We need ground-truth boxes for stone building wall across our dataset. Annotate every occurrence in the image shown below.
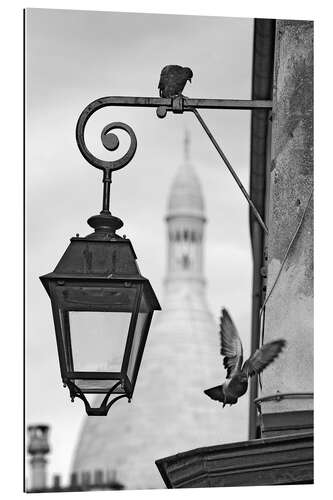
[260,20,313,415]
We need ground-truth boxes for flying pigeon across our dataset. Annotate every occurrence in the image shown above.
[158,65,193,98]
[204,308,286,407]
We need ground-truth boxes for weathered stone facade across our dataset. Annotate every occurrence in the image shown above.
[156,19,314,488]
[260,20,313,415]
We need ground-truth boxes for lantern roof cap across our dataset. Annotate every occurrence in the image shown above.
[40,236,160,310]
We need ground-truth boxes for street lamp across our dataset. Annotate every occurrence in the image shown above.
[40,122,161,416]
[40,93,272,416]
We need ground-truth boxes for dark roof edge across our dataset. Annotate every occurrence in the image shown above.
[155,431,313,488]
[248,19,276,439]
[249,18,276,241]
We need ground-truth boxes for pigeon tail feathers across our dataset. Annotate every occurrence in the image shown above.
[204,385,225,403]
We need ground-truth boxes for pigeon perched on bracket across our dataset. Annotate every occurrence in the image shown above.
[204,308,286,407]
[158,65,193,98]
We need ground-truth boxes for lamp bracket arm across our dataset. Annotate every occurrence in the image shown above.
[76,95,272,231]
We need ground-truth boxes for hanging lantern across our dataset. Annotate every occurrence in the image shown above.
[40,120,161,415]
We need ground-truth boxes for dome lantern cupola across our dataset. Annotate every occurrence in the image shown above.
[165,132,206,285]
[166,131,205,220]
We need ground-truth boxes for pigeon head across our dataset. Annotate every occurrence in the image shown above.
[183,67,193,83]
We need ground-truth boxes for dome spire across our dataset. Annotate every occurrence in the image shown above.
[184,129,190,162]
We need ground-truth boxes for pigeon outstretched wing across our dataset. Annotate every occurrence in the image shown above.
[242,339,286,377]
[219,308,243,378]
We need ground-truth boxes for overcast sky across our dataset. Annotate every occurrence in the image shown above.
[25,8,253,484]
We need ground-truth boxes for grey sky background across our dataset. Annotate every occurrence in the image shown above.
[25,8,253,483]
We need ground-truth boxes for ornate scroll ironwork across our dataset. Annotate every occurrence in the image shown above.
[76,119,137,173]
[76,107,137,216]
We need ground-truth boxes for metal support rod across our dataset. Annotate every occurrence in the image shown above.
[102,170,112,214]
[102,181,111,213]
[191,108,268,234]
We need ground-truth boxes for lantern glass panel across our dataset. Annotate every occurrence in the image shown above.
[52,282,142,393]
[127,291,152,383]
[69,311,132,372]
[73,377,124,394]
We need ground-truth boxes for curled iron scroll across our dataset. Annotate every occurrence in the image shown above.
[76,99,137,173]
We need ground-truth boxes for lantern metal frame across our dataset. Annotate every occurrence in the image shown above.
[41,270,158,415]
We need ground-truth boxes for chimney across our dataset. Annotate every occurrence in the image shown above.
[27,424,50,491]
[94,469,104,486]
[81,470,91,488]
[70,472,79,489]
[52,474,61,490]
